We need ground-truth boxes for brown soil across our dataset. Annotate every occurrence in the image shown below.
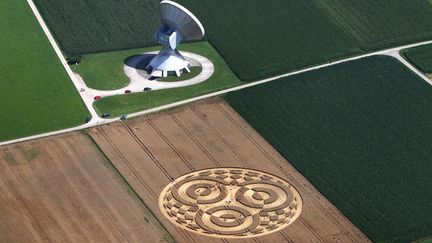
[158,168,303,238]
[89,99,370,243]
[0,132,172,243]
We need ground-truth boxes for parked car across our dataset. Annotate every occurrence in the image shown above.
[124,90,131,94]
[143,87,152,92]
[94,95,102,100]
[101,113,110,118]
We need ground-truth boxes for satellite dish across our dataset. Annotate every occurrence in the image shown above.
[146,0,205,78]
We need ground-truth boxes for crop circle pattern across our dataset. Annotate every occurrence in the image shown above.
[159,168,302,238]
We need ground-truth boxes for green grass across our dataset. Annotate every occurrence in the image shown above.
[33,0,160,56]
[0,0,89,142]
[226,56,432,242]
[73,49,203,90]
[314,0,432,51]
[93,42,243,117]
[73,46,158,90]
[418,237,432,243]
[402,43,432,74]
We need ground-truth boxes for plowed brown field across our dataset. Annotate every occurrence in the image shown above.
[0,132,171,243]
[89,99,370,243]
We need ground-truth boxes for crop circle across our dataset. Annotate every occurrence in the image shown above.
[159,168,302,238]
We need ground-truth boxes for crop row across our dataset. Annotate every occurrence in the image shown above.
[226,56,432,242]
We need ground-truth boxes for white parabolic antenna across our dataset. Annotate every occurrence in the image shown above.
[146,0,205,77]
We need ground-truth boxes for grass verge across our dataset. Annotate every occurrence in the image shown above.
[92,42,243,117]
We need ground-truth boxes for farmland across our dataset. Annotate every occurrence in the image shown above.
[179,0,432,81]
[88,99,369,242]
[0,0,89,142]
[226,56,432,242]
[92,42,243,117]
[179,0,361,81]
[402,43,432,74]
[0,132,172,242]
[35,0,432,81]
[315,0,432,51]
[33,0,160,57]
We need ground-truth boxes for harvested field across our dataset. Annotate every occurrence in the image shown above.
[0,132,171,243]
[89,99,370,242]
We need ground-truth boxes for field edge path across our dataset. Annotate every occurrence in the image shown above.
[1,1,432,147]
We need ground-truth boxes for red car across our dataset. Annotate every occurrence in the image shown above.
[124,90,131,94]
[94,95,102,100]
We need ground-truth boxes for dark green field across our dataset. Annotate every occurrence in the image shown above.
[34,0,160,56]
[180,0,432,81]
[36,0,432,81]
[226,56,432,242]
[0,0,89,142]
[179,0,361,81]
[315,0,432,50]
[403,43,432,74]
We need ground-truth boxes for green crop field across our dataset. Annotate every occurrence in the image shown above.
[179,0,361,81]
[226,56,432,242]
[0,0,89,142]
[36,0,432,81]
[33,0,160,57]
[315,0,432,51]
[179,0,432,81]
[92,42,243,117]
[403,43,432,74]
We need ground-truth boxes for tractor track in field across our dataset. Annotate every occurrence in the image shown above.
[87,100,370,242]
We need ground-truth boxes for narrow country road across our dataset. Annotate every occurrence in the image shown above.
[2,0,431,147]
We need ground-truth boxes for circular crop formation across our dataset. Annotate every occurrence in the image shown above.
[159,168,302,238]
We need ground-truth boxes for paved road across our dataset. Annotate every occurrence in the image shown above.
[80,51,214,97]
[3,0,432,147]
[27,0,100,121]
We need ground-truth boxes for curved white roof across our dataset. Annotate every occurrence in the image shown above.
[160,0,205,41]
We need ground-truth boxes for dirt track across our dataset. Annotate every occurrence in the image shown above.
[0,132,171,243]
[89,99,370,243]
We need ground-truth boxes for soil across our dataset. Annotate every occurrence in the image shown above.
[88,99,370,243]
[0,132,171,243]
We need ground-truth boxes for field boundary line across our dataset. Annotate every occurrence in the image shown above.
[26,0,100,120]
[170,113,222,168]
[215,102,368,242]
[85,131,177,243]
[193,104,318,243]
[3,4,432,147]
[385,50,432,86]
